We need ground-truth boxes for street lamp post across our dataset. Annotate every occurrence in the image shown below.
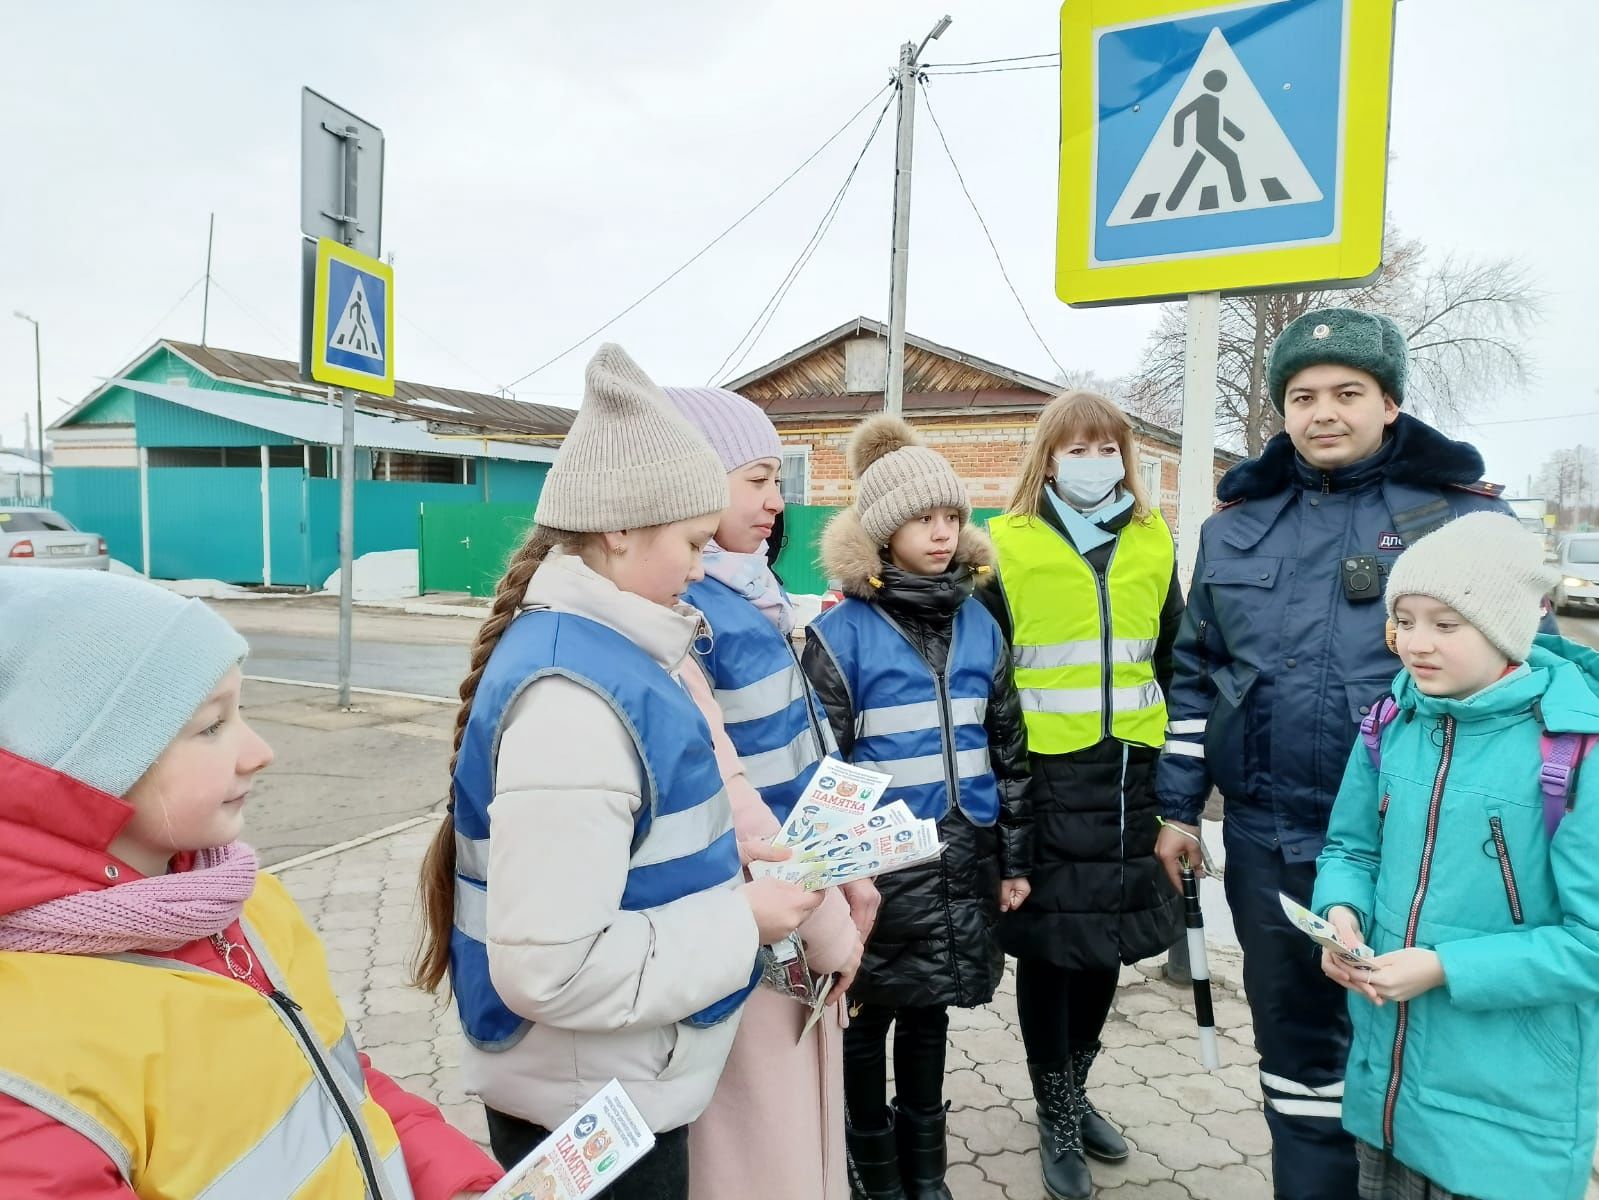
[13,312,44,499]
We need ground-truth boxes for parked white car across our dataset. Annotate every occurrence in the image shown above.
[0,508,109,570]
[1554,533,1599,615]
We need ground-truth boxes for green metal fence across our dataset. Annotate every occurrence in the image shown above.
[417,503,1009,598]
[418,502,539,596]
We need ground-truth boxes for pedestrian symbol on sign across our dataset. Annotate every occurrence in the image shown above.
[1108,27,1321,227]
[331,276,382,363]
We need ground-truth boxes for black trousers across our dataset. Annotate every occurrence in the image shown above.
[1224,821,1358,1200]
[843,1002,950,1128]
[1013,957,1121,1064]
[485,1106,691,1200]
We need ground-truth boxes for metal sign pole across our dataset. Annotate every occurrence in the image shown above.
[337,385,355,708]
[1176,291,1221,589]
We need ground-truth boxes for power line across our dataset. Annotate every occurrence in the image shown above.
[1465,409,1599,427]
[923,52,1058,68]
[398,312,501,392]
[207,277,296,353]
[709,91,897,385]
[918,82,1067,378]
[111,276,207,368]
[924,62,1059,77]
[500,80,894,392]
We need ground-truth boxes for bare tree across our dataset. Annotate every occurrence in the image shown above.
[1125,228,1541,457]
[1053,367,1130,402]
[1537,445,1598,530]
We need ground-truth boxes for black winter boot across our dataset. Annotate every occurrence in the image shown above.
[1070,1044,1129,1163]
[892,1100,953,1200]
[847,1110,908,1200]
[1028,1061,1094,1200]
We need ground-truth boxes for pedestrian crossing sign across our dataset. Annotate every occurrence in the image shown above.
[1056,0,1395,307]
[310,237,395,395]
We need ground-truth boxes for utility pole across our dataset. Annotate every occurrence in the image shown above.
[201,212,215,346]
[883,14,952,416]
[13,311,43,498]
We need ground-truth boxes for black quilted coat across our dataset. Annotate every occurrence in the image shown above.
[800,517,1032,1009]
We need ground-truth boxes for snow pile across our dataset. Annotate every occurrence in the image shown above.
[321,549,420,601]
[154,578,268,600]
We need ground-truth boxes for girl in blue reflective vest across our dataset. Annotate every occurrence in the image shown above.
[801,415,1033,1200]
[664,385,868,1200]
[414,345,822,1200]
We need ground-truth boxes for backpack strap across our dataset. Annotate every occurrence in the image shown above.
[1539,732,1597,839]
[1360,695,1402,773]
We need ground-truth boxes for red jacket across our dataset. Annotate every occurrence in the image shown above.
[0,749,502,1199]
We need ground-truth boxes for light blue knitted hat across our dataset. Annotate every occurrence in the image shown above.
[0,571,248,796]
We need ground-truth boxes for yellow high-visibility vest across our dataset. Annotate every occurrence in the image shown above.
[988,509,1172,754]
[0,873,415,1199]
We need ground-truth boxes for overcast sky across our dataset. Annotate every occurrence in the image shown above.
[3,0,1595,493]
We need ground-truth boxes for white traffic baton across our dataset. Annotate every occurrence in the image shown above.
[1180,859,1221,1071]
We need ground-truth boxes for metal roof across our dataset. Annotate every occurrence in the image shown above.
[0,450,49,476]
[161,341,575,437]
[109,379,558,463]
[722,317,1064,397]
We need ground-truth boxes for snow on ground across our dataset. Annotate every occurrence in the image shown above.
[321,549,420,601]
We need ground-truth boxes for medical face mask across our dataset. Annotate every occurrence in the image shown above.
[1052,454,1126,509]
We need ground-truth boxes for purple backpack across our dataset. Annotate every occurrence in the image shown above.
[1360,696,1595,839]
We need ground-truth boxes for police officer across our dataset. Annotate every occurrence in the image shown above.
[1152,308,1548,1200]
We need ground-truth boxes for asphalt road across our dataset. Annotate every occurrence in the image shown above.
[212,598,476,700]
[219,600,1599,699]
[244,632,469,700]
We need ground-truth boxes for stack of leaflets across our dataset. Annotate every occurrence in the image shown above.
[748,759,944,1036]
[484,1080,654,1200]
[754,758,945,893]
[1279,893,1375,969]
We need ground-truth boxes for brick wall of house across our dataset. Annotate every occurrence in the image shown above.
[778,417,1230,535]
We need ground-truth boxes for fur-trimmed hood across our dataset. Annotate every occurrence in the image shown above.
[1217,412,1487,503]
[820,508,995,599]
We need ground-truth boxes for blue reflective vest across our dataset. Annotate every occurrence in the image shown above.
[449,609,758,1049]
[685,577,836,824]
[808,597,1001,825]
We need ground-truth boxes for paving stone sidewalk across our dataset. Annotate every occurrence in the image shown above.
[278,817,1598,1199]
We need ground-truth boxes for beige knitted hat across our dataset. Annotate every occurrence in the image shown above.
[849,415,969,545]
[534,343,729,532]
[1385,512,1559,662]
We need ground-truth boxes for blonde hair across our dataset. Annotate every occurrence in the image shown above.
[1008,391,1154,521]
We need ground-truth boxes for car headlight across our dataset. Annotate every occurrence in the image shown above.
[1566,576,1595,588]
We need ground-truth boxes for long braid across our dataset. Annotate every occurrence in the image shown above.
[413,525,576,991]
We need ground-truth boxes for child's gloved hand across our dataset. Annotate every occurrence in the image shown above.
[998,877,1031,912]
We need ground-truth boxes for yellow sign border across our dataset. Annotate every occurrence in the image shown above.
[310,238,396,396]
[1056,0,1395,307]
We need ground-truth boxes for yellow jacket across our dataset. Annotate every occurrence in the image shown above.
[0,873,416,1199]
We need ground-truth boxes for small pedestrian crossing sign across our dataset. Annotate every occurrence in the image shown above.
[1056,0,1395,307]
[309,238,395,395]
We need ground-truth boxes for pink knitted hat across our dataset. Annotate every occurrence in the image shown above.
[662,386,784,473]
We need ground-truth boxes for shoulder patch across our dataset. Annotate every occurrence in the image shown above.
[1446,479,1505,498]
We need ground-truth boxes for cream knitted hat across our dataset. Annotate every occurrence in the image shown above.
[849,415,969,545]
[1384,512,1559,662]
[534,344,729,532]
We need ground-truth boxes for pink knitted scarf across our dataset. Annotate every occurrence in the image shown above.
[0,842,259,955]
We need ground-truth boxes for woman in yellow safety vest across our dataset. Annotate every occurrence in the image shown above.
[979,391,1185,1200]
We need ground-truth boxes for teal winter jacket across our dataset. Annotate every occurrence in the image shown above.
[1314,636,1599,1200]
